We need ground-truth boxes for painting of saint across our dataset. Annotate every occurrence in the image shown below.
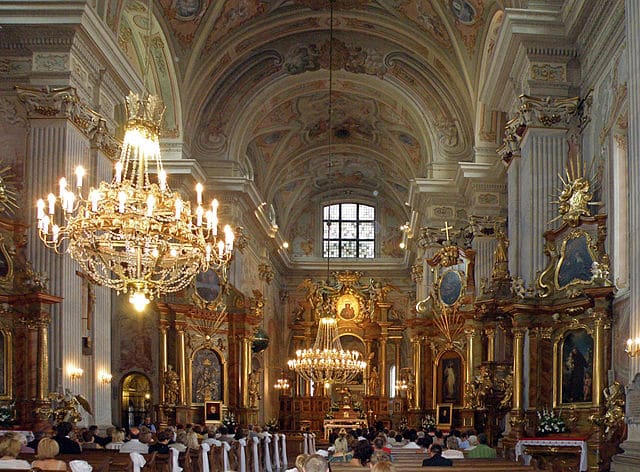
[557,234,594,288]
[192,349,223,403]
[439,270,463,306]
[205,401,222,422]
[195,269,221,302]
[561,329,593,404]
[438,351,462,405]
[337,295,359,320]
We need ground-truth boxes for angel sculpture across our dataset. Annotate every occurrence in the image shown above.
[38,389,92,424]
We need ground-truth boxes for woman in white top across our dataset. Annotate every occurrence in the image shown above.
[105,428,126,450]
[332,429,350,462]
[0,436,31,469]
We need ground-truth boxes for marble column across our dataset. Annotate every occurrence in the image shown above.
[518,128,568,283]
[612,2,640,469]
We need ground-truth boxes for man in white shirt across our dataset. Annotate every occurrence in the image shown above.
[119,428,149,454]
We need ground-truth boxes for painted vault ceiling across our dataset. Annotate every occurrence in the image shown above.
[105,0,505,239]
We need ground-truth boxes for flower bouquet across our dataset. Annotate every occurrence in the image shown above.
[0,403,14,427]
[222,412,237,430]
[537,409,567,435]
[422,414,436,430]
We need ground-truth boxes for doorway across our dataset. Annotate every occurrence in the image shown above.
[121,373,152,428]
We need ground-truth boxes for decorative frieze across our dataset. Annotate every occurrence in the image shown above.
[530,63,567,82]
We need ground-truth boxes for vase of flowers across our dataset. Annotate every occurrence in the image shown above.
[0,403,14,428]
[222,412,237,431]
[537,409,567,435]
[422,415,436,430]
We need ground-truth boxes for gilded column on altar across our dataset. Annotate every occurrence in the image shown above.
[37,317,49,401]
[159,323,168,403]
[176,324,187,405]
[512,327,526,414]
[411,337,422,409]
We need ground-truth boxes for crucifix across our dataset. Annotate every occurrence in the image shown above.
[441,221,453,242]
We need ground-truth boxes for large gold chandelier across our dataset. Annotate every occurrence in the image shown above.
[288,311,366,386]
[35,92,234,311]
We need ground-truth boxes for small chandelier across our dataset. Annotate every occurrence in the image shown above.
[35,92,234,311]
[274,377,290,391]
[288,311,366,386]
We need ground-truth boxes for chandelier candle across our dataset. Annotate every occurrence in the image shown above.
[36,92,234,311]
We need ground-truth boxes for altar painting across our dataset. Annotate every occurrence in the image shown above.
[436,351,462,405]
[191,348,222,403]
[556,232,595,289]
[559,329,593,405]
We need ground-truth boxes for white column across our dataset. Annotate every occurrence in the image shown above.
[472,236,497,295]
[516,128,568,285]
[507,157,521,277]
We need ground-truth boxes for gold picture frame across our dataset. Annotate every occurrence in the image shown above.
[554,230,597,290]
[553,326,595,408]
[436,402,453,428]
[336,294,359,321]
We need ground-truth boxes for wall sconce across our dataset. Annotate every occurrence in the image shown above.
[626,337,640,357]
[98,371,112,384]
[274,377,290,391]
[68,366,84,379]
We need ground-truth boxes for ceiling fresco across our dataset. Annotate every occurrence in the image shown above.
[104,0,502,240]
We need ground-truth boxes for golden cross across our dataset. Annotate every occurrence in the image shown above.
[441,221,453,241]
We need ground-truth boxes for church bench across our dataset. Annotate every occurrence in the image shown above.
[330,459,534,472]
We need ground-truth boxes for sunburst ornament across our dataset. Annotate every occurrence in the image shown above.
[0,165,19,215]
[550,155,601,227]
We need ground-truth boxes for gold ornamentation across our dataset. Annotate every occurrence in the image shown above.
[519,95,580,128]
[530,63,567,82]
[258,263,274,284]
[33,92,235,310]
[590,381,625,439]
[411,264,423,283]
[37,390,92,424]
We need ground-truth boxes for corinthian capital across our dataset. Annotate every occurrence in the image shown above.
[519,94,580,128]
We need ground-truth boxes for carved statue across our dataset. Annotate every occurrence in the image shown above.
[591,381,625,439]
[164,365,180,405]
[248,372,261,408]
[492,224,509,280]
[368,367,380,396]
[406,373,415,409]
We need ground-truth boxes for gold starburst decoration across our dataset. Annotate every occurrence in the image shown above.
[550,156,601,227]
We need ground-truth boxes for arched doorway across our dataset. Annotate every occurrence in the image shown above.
[121,373,152,428]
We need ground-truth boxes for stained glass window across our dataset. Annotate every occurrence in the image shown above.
[323,203,375,258]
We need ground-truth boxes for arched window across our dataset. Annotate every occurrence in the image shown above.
[323,203,375,258]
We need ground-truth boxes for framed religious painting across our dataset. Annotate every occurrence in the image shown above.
[438,270,464,306]
[435,350,463,405]
[204,401,222,423]
[554,328,594,406]
[194,269,222,304]
[337,294,359,321]
[436,403,453,428]
[555,231,596,290]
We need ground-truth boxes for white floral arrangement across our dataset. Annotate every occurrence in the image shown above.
[266,417,279,431]
[537,409,567,435]
[222,412,237,430]
[0,403,14,427]
[422,414,436,429]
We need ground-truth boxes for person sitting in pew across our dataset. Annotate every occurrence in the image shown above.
[466,433,496,459]
[286,453,309,472]
[105,428,126,450]
[303,454,330,472]
[346,439,374,467]
[148,429,172,454]
[421,444,452,467]
[119,427,148,454]
[53,422,81,454]
[441,436,464,460]
[0,435,32,469]
[31,438,67,471]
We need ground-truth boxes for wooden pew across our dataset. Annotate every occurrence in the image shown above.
[331,458,535,472]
